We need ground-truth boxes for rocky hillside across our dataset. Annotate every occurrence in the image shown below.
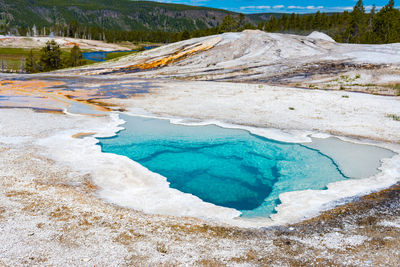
[0,0,257,32]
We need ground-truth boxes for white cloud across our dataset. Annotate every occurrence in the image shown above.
[154,0,392,14]
[240,6,271,10]
[312,5,323,9]
[287,5,323,10]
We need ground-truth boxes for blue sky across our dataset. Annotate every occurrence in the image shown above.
[154,0,392,13]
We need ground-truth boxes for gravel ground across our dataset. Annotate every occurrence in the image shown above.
[0,108,399,266]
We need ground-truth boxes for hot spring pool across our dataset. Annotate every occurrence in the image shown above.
[97,115,392,218]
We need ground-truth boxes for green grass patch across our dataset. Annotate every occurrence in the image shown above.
[0,46,137,72]
[105,51,137,61]
[382,83,400,90]
[382,83,400,96]
[386,113,400,121]
[393,84,400,96]
[0,48,41,71]
[0,47,98,72]
[393,84,400,90]
[339,74,361,84]
[0,47,42,56]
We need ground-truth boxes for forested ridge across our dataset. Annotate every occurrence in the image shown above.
[0,0,252,32]
[0,0,399,44]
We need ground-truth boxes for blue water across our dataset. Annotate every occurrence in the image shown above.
[97,115,348,218]
[82,46,157,62]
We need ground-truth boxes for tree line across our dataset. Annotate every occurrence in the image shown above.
[192,0,400,44]
[25,41,86,73]
[13,0,400,44]
[256,0,400,43]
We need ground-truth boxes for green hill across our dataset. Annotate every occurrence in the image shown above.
[0,0,255,32]
[245,13,284,24]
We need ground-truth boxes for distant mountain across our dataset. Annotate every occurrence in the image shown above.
[245,13,284,25]
[0,0,277,32]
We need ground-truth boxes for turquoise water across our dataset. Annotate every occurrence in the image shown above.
[97,115,348,218]
[82,46,156,62]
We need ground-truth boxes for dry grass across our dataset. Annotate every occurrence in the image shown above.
[156,242,168,254]
[0,206,5,220]
[115,230,145,245]
[297,183,400,229]
[167,223,258,241]
[196,258,227,266]
[386,113,400,121]
[5,190,33,199]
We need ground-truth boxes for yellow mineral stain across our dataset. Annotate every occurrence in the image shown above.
[0,80,65,92]
[0,79,109,114]
[34,109,65,114]
[72,132,97,139]
[127,37,221,70]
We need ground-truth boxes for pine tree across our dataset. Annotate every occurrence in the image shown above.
[347,0,367,43]
[266,16,279,32]
[20,57,25,73]
[220,15,239,32]
[181,30,190,40]
[39,40,62,71]
[238,13,246,28]
[374,0,400,43]
[68,45,85,67]
[313,11,323,30]
[25,50,38,73]
[363,5,377,43]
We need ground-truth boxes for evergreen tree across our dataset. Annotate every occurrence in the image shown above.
[25,50,39,73]
[238,13,246,28]
[39,40,62,71]
[369,5,377,28]
[266,16,279,32]
[68,45,85,67]
[374,0,400,43]
[364,5,377,43]
[7,0,400,50]
[220,15,239,32]
[181,30,191,40]
[348,0,367,43]
[313,11,323,30]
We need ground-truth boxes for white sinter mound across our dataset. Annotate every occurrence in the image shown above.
[307,31,336,42]
[60,29,400,83]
